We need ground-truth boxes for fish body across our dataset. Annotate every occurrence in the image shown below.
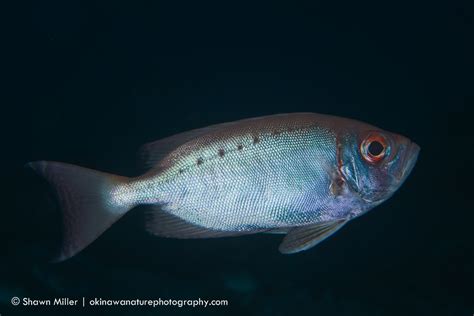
[28,113,419,261]
[123,114,368,229]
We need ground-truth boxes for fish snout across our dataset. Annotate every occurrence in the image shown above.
[396,141,420,182]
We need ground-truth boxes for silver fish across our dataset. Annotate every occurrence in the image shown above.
[27,113,420,261]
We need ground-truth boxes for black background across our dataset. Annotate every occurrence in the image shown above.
[1,0,472,315]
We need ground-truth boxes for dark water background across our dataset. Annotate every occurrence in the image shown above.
[1,0,472,315]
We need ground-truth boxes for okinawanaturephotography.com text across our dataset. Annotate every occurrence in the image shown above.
[11,296,228,308]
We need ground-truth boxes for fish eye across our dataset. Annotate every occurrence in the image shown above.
[368,141,384,156]
[360,133,388,163]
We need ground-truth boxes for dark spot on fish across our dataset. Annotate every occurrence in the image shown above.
[288,127,294,132]
[218,149,225,157]
[178,169,184,174]
[271,130,281,136]
[237,144,243,150]
[197,158,203,165]
[252,136,260,144]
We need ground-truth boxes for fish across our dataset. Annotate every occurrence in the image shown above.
[27,113,420,261]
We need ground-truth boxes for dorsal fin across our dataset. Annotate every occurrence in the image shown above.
[278,220,347,254]
[137,113,305,171]
[137,119,252,171]
[145,206,262,239]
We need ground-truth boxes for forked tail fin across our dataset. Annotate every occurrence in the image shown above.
[26,161,134,262]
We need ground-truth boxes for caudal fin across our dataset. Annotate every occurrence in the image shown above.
[26,161,134,262]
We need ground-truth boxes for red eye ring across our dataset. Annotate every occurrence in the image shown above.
[360,133,388,163]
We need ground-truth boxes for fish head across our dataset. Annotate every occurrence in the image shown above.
[338,124,420,208]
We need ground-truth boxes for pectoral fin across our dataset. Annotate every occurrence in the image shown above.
[278,220,347,254]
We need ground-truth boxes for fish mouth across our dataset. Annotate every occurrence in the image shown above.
[397,141,420,183]
[365,141,419,205]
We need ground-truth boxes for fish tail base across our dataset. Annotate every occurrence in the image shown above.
[26,161,133,261]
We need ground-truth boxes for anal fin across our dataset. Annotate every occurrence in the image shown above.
[278,220,347,254]
[266,228,290,234]
[146,207,261,239]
